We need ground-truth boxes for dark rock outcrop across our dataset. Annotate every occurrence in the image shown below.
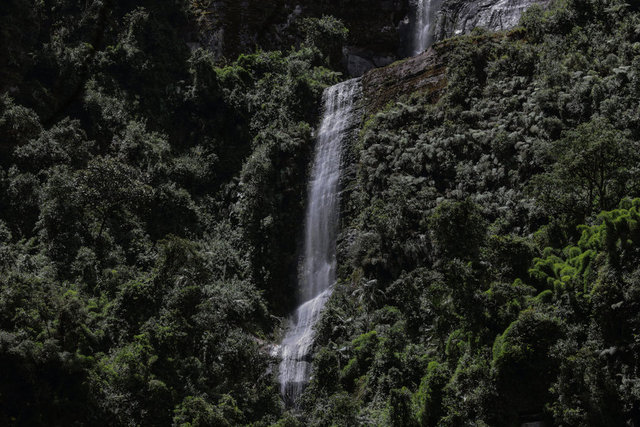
[362,43,448,116]
[435,0,551,40]
[191,0,549,76]
[189,0,411,73]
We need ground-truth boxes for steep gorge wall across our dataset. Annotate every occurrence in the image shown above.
[188,0,411,71]
[193,0,549,75]
[435,0,551,39]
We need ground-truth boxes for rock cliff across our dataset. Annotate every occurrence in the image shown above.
[362,46,447,115]
[435,0,551,40]
[191,0,549,76]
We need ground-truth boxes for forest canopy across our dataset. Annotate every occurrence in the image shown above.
[1,0,640,426]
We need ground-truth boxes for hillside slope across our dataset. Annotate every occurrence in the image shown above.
[301,2,640,425]
[1,0,640,426]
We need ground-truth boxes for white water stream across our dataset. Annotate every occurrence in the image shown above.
[413,0,443,55]
[278,78,361,407]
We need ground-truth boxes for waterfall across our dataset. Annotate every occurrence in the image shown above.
[413,0,443,55]
[278,78,361,407]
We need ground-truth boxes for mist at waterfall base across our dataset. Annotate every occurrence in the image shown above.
[413,0,444,55]
[278,79,361,407]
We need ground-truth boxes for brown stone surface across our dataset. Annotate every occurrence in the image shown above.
[362,43,449,116]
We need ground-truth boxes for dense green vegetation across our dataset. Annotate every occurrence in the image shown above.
[301,1,640,425]
[2,0,640,425]
[0,1,345,425]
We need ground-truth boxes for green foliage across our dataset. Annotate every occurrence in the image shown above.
[341,330,379,391]
[3,0,640,425]
[492,309,563,420]
[172,395,242,427]
[413,361,448,427]
[303,2,640,426]
[300,16,349,68]
[429,199,487,261]
[308,392,359,427]
[0,0,341,424]
[0,94,42,158]
[389,387,417,427]
[237,122,314,312]
[529,198,640,292]
[531,118,640,223]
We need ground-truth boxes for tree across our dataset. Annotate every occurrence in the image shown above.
[414,362,448,427]
[429,199,487,261]
[532,118,640,222]
[389,387,417,427]
[300,16,348,68]
[492,308,563,422]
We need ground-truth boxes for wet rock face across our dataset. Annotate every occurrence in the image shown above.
[341,0,549,75]
[343,47,398,77]
[435,0,551,40]
[191,0,548,75]
[362,43,448,116]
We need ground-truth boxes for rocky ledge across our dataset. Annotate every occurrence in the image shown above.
[435,0,551,40]
[362,44,447,116]
[191,0,549,77]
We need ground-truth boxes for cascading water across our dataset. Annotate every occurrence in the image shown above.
[413,0,444,55]
[279,78,361,407]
